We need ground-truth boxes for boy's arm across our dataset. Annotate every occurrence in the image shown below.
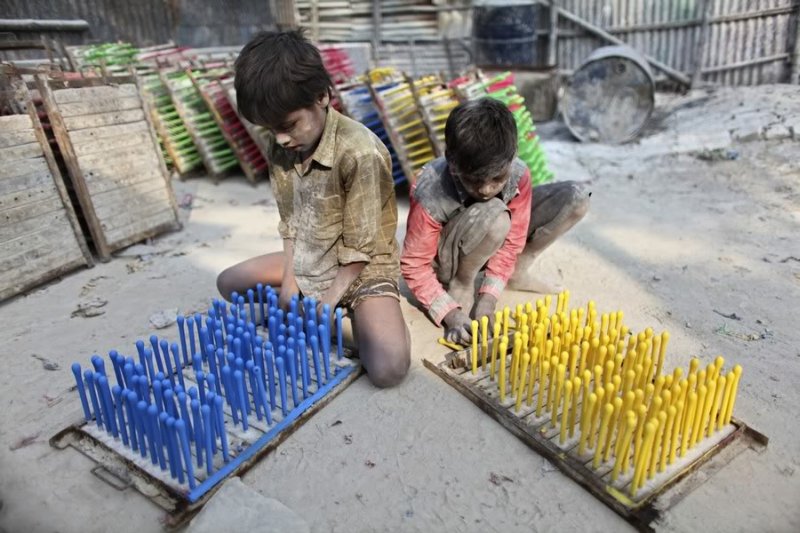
[479,170,533,298]
[279,238,300,310]
[317,262,366,313]
[400,194,461,326]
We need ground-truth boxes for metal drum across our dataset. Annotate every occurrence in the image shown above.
[473,0,540,67]
[562,45,655,144]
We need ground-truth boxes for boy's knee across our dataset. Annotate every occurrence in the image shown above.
[567,182,591,219]
[481,198,512,245]
[216,268,235,300]
[366,345,410,388]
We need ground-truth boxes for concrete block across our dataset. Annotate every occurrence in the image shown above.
[763,124,792,141]
[188,477,310,533]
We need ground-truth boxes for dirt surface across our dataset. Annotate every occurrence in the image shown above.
[1,85,798,533]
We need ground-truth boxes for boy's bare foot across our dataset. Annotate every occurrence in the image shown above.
[507,269,562,294]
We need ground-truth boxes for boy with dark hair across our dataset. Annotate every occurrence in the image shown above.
[401,98,590,345]
[217,30,410,387]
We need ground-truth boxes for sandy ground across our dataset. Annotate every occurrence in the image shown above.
[1,85,798,533]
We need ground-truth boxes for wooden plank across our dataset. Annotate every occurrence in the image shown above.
[0,222,80,273]
[0,114,34,132]
[76,143,161,172]
[0,165,53,195]
[0,248,86,302]
[35,74,110,260]
[56,96,143,118]
[0,155,49,180]
[0,128,37,148]
[1,196,65,226]
[82,163,165,195]
[53,84,139,104]
[101,202,175,233]
[0,207,68,241]
[0,239,84,290]
[91,179,172,212]
[64,108,146,131]
[71,131,153,157]
[0,181,60,215]
[105,210,177,247]
[0,143,43,162]
[67,120,150,145]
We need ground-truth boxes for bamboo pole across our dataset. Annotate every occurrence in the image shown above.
[691,0,713,87]
[791,3,800,84]
[548,1,559,67]
[553,5,692,86]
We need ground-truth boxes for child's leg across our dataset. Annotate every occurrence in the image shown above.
[437,198,511,313]
[508,180,590,292]
[352,296,411,388]
[216,252,285,301]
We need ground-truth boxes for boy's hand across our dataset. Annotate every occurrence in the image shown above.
[472,294,498,331]
[442,308,473,346]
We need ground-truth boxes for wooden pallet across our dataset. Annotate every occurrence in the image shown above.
[424,347,768,532]
[0,65,92,301]
[34,70,180,261]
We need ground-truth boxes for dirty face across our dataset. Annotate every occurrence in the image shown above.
[450,162,511,201]
[271,93,330,157]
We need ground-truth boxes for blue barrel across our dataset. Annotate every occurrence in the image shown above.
[473,1,539,67]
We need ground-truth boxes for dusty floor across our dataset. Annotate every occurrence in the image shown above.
[1,85,799,533]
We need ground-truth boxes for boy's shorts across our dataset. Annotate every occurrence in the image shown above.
[339,276,400,310]
[434,197,510,287]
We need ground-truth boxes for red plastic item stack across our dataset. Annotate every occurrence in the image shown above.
[200,72,268,183]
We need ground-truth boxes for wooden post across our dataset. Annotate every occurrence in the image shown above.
[554,5,692,86]
[311,0,319,41]
[372,0,382,62]
[548,0,559,67]
[691,0,713,87]
[791,4,800,84]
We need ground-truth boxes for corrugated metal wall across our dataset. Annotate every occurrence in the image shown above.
[1,0,273,60]
[556,0,799,85]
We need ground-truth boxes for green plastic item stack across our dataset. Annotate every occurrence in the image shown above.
[451,72,554,186]
[164,70,239,177]
[141,71,203,175]
[75,42,140,74]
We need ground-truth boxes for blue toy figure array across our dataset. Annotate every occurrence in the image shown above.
[69,286,352,497]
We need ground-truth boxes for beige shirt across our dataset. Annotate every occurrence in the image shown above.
[268,107,400,299]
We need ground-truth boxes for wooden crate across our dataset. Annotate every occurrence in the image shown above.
[35,71,180,261]
[0,65,92,302]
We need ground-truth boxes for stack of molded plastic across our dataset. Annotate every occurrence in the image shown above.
[190,69,268,183]
[450,71,553,185]
[72,42,139,74]
[413,75,460,157]
[140,69,202,175]
[338,81,405,185]
[163,69,239,178]
[371,71,436,180]
[320,46,356,113]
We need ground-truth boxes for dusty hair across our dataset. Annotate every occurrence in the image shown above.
[444,97,517,180]
[234,29,332,128]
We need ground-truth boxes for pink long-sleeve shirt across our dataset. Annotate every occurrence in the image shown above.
[401,157,532,325]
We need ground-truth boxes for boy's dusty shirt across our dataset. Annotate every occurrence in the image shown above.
[268,107,400,299]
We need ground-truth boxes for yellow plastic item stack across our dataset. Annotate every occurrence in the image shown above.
[413,75,460,157]
[369,68,436,179]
